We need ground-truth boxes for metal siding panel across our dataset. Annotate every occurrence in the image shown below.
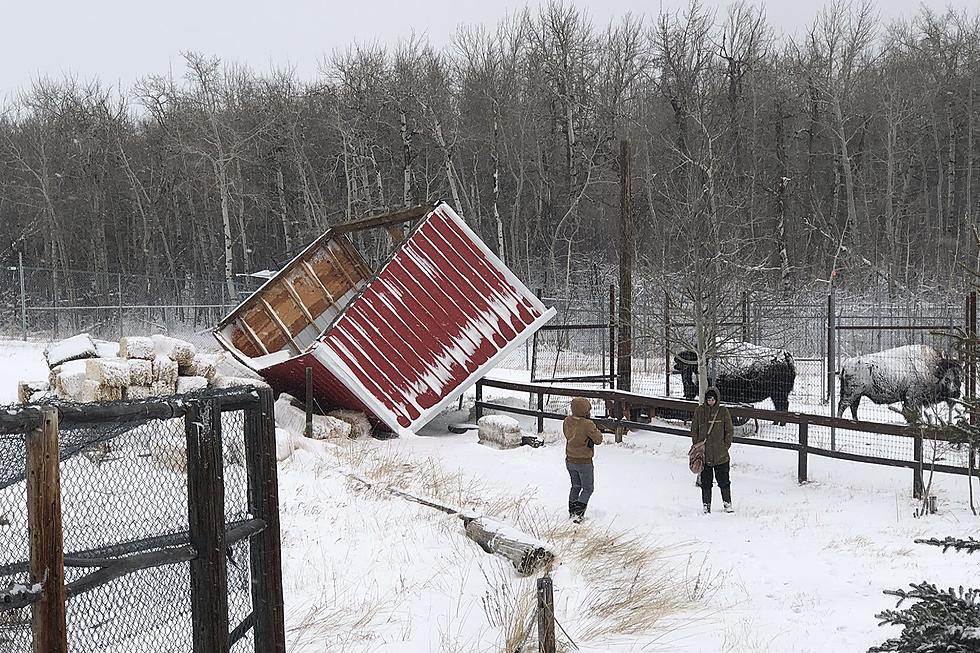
[319,202,549,433]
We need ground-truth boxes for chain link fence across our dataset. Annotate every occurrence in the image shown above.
[0,264,265,345]
[0,389,282,652]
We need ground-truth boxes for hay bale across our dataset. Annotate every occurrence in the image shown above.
[85,358,130,388]
[477,415,524,449]
[124,385,153,400]
[150,379,177,397]
[176,376,208,394]
[119,336,155,360]
[152,355,178,386]
[210,375,269,390]
[45,333,97,368]
[56,360,90,400]
[274,393,351,440]
[150,437,186,474]
[77,381,101,403]
[127,359,153,386]
[327,409,372,439]
[179,353,221,380]
[94,340,120,358]
[151,334,196,365]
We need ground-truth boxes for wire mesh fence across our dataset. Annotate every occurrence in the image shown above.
[0,389,281,653]
[0,265,265,344]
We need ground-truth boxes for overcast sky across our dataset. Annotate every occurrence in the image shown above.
[2,0,977,98]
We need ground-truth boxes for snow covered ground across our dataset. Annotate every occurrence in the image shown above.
[2,338,979,651]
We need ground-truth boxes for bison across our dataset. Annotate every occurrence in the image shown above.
[837,344,961,422]
[674,342,797,425]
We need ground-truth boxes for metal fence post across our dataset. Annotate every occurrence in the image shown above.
[664,290,670,396]
[19,251,27,341]
[117,272,124,341]
[797,420,808,484]
[245,388,286,653]
[913,429,924,499]
[185,400,229,653]
[827,285,837,450]
[27,406,67,653]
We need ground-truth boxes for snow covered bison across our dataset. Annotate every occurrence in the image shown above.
[837,344,961,422]
[673,342,797,425]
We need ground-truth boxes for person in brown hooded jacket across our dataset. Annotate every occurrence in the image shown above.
[564,397,603,522]
[691,387,735,514]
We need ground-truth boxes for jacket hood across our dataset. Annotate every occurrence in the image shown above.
[570,397,592,418]
[704,386,721,403]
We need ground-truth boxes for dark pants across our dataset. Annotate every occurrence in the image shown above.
[567,462,595,509]
[700,462,731,506]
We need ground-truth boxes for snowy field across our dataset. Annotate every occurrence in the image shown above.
[2,337,979,651]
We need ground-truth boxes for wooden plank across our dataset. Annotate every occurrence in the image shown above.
[245,387,287,653]
[331,204,430,235]
[259,298,301,354]
[283,278,317,327]
[337,234,375,281]
[301,260,336,304]
[238,318,271,356]
[324,240,361,295]
[186,400,230,653]
[28,406,67,653]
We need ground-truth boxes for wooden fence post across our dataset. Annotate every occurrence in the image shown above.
[186,400,229,653]
[913,429,924,499]
[537,393,544,434]
[797,420,808,484]
[617,139,633,393]
[27,405,67,653]
[245,387,287,653]
[537,575,557,653]
[475,381,484,421]
[305,366,313,439]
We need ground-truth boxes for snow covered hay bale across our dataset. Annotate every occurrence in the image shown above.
[78,380,123,403]
[210,375,269,390]
[176,376,208,394]
[179,353,221,380]
[477,415,524,449]
[326,409,372,439]
[127,358,153,386]
[94,339,120,358]
[124,385,153,400]
[46,333,97,368]
[274,393,352,440]
[53,360,89,400]
[151,334,196,365]
[119,336,155,360]
[152,355,179,386]
[150,380,177,397]
[85,358,130,388]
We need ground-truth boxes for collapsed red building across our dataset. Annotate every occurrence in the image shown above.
[214,202,555,436]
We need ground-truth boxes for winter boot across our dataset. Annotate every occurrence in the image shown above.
[723,501,734,513]
[572,501,587,523]
[702,503,711,514]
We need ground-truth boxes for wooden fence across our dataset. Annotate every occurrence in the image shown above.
[475,378,974,498]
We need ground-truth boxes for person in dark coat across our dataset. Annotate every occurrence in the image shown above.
[564,397,603,523]
[690,386,735,513]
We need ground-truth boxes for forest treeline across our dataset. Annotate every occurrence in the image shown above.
[1,0,979,301]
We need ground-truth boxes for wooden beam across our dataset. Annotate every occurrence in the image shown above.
[186,401,229,653]
[300,260,336,305]
[331,204,430,235]
[28,406,67,653]
[283,278,317,328]
[259,297,301,354]
[238,317,270,356]
[385,224,405,244]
